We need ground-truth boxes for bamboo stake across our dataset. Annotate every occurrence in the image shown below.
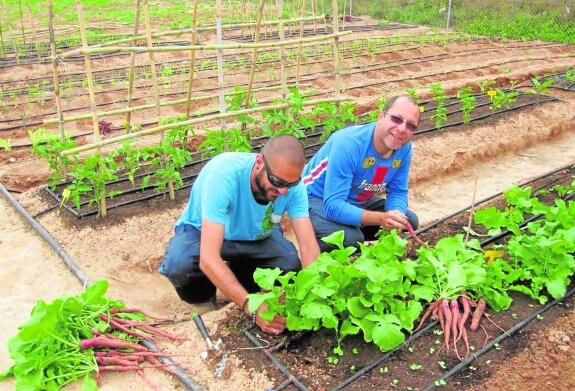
[0,14,6,59]
[464,176,479,243]
[144,0,174,200]
[277,0,287,101]
[76,0,106,217]
[331,0,342,97]
[124,0,141,131]
[59,31,352,58]
[242,0,265,115]
[47,1,65,144]
[43,85,293,125]
[295,0,307,85]
[18,0,26,45]
[185,0,199,120]
[88,16,325,49]
[215,0,227,131]
[62,97,351,157]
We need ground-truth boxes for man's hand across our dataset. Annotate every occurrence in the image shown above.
[378,210,409,230]
[251,302,286,335]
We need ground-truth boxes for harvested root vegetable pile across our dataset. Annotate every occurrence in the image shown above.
[0,280,186,390]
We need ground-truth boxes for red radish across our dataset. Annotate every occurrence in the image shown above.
[111,307,170,321]
[470,298,486,331]
[405,222,428,247]
[79,337,148,351]
[414,301,439,332]
[441,299,452,353]
[449,299,460,345]
[96,356,141,367]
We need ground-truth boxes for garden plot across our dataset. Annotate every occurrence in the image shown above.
[1,6,575,391]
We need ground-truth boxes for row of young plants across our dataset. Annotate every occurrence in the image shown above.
[19,73,564,210]
[247,181,575,359]
[29,87,358,215]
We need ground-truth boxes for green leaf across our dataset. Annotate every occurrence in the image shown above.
[253,268,283,290]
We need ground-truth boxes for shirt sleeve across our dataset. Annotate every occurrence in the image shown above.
[322,138,365,226]
[285,182,310,219]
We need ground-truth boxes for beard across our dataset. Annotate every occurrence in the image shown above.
[253,174,275,204]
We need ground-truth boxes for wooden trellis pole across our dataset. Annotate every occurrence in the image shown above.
[18,0,26,45]
[295,0,307,85]
[0,13,7,60]
[47,1,65,143]
[143,0,175,200]
[61,97,351,157]
[76,0,106,216]
[124,0,141,131]
[277,0,287,101]
[59,32,352,57]
[185,0,199,120]
[331,0,342,97]
[215,0,227,131]
[242,0,265,114]
[44,85,291,125]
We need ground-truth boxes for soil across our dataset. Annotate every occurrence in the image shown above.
[1,15,575,391]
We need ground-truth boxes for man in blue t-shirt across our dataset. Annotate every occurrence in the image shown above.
[302,94,420,251]
[160,135,320,334]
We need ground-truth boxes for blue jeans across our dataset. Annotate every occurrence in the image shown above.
[159,224,301,303]
[308,196,419,251]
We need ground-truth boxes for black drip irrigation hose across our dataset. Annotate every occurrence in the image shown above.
[242,325,310,391]
[422,285,575,391]
[414,162,575,235]
[0,180,205,391]
[329,320,438,391]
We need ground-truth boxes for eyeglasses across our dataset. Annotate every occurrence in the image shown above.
[262,154,301,189]
[384,111,418,132]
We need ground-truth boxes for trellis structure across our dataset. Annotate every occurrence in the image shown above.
[45,0,352,217]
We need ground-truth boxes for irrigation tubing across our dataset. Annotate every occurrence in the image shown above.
[328,321,438,391]
[0,180,206,391]
[422,285,575,391]
[242,326,310,391]
[0,181,90,286]
[414,162,575,235]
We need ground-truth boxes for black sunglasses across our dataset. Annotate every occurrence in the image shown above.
[384,111,418,132]
[262,154,301,189]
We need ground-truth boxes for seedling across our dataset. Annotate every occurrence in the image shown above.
[409,363,422,371]
[0,138,11,152]
[438,360,447,369]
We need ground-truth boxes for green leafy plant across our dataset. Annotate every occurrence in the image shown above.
[489,89,519,110]
[530,76,556,94]
[29,128,77,188]
[0,138,11,152]
[65,154,122,214]
[456,86,476,124]
[248,229,422,353]
[430,82,448,130]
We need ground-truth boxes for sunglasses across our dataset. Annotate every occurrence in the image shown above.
[384,111,418,132]
[262,154,301,189]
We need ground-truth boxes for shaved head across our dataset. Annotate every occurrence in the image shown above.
[262,135,305,167]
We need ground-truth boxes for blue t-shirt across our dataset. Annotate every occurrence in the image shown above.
[176,152,309,240]
[302,122,412,226]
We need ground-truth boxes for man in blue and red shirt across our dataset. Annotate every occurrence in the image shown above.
[302,94,420,251]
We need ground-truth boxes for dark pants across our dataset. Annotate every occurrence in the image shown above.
[308,196,419,252]
[158,224,301,303]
